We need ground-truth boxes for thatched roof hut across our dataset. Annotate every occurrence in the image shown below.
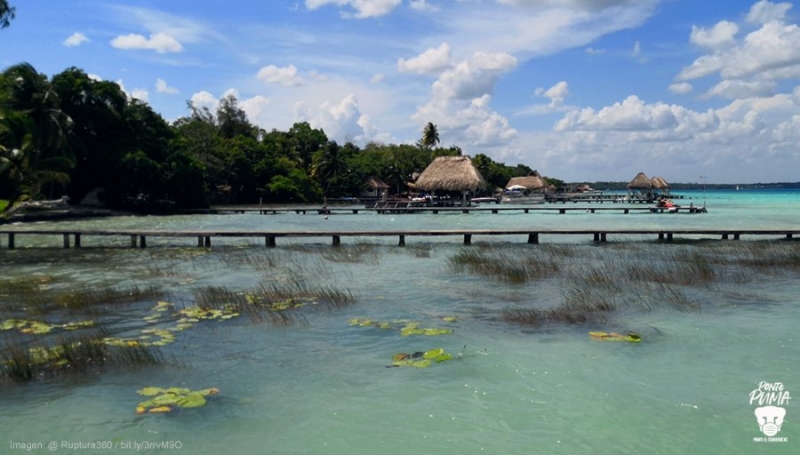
[365,176,389,189]
[413,156,487,192]
[650,176,666,189]
[627,172,652,189]
[506,174,547,190]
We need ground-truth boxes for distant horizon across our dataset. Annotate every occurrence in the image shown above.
[5,1,800,183]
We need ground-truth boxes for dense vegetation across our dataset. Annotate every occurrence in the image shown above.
[0,63,553,214]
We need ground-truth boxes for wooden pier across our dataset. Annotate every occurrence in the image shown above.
[183,205,707,215]
[0,228,795,249]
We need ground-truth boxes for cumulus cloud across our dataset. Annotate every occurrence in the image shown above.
[304,0,402,18]
[397,43,451,75]
[116,79,149,102]
[190,91,219,112]
[111,32,183,53]
[155,78,179,94]
[63,32,89,47]
[678,20,800,83]
[257,64,303,87]
[555,95,720,135]
[536,81,570,109]
[431,52,517,100]
[311,94,377,142]
[690,21,738,49]
[669,82,693,95]
[746,0,792,24]
[370,73,385,83]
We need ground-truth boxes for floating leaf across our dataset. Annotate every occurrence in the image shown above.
[442,316,458,323]
[149,406,172,413]
[138,387,166,396]
[176,393,206,408]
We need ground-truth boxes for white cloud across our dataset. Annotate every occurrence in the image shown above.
[117,79,149,102]
[239,95,272,126]
[678,20,800,82]
[701,80,775,100]
[370,73,385,83]
[190,91,219,112]
[746,0,792,24]
[690,21,738,49]
[585,47,605,54]
[397,43,451,75]
[111,32,183,53]
[632,40,641,56]
[155,78,179,94]
[431,52,517,100]
[410,0,438,12]
[257,64,303,87]
[304,0,402,18]
[311,94,377,142]
[536,81,570,109]
[63,32,89,47]
[669,82,693,95]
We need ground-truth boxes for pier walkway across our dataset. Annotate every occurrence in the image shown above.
[184,205,707,215]
[0,228,795,249]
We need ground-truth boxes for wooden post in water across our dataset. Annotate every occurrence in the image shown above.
[197,236,203,247]
[74,234,81,248]
[733,233,740,240]
[8,233,14,249]
[265,235,276,248]
[463,234,472,245]
[139,235,147,248]
[600,233,607,242]
[787,234,794,240]
[658,233,664,240]
[593,232,600,242]
[667,233,673,242]
[398,235,405,246]
[332,235,341,246]
[722,233,729,240]
[63,234,70,248]
[131,235,137,248]
[527,233,539,244]
[204,236,211,247]
[559,209,566,214]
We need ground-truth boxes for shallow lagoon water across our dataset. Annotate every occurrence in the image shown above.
[1,190,798,454]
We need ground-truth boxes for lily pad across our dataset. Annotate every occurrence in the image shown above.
[138,387,166,396]
[135,386,219,414]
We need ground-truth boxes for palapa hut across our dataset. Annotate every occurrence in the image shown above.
[650,176,670,198]
[627,172,655,201]
[413,156,487,206]
[360,176,390,201]
[505,171,547,192]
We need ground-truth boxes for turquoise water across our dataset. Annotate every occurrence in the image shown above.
[1,189,798,454]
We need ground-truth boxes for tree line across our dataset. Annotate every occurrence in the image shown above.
[1,63,559,213]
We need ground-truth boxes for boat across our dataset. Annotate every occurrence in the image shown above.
[500,186,545,204]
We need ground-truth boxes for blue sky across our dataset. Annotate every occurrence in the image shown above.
[3,0,800,183]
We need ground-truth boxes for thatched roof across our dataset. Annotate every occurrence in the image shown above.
[627,172,652,189]
[657,177,669,188]
[413,156,487,191]
[365,176,389,189]
[506,175,546,190]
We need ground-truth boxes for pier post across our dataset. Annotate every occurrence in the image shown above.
[197,236,203,247]
[658,233,664,240]
[432,210,439,214]
[265,235,276,248]
[787,234,793,240]
[559,209,566,214]
[733,233,740,240]
[352,210,359,214]
[332,235,341,246]
[590,209,596,214]
[204,236,211,247]
[722,233,729,240]
[624,209,629,214]
[600,233,607,242]
[463,234,472,245]
[131,235,137,248]
[63,234,70,248]
[492,209,498,214]
[139,235,147,248]
[667,233,673,242]
[527,233,539,244]
[8,233,14,249]
[398,235,405,247]
[74,234,81,248]
[593,233,600,242]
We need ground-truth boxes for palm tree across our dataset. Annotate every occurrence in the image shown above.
[0,63,75,208]
[419,122,440,149]
[0,1,14,29]
[311,140,347,196]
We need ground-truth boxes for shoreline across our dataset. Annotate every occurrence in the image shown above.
[0,205,137,224]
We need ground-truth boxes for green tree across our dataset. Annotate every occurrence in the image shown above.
[0,1,14,28]
[216,94,256,139]
[287,122,327,171]
[0,63,75,206]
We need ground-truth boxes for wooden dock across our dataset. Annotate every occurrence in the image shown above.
[183,205,707,215]
[0,228,795,249]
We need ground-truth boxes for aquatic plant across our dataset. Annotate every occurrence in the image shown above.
[135,386,219,414]
[448,248,559,283]
[349,318,454,336]
[387,348,455,368]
